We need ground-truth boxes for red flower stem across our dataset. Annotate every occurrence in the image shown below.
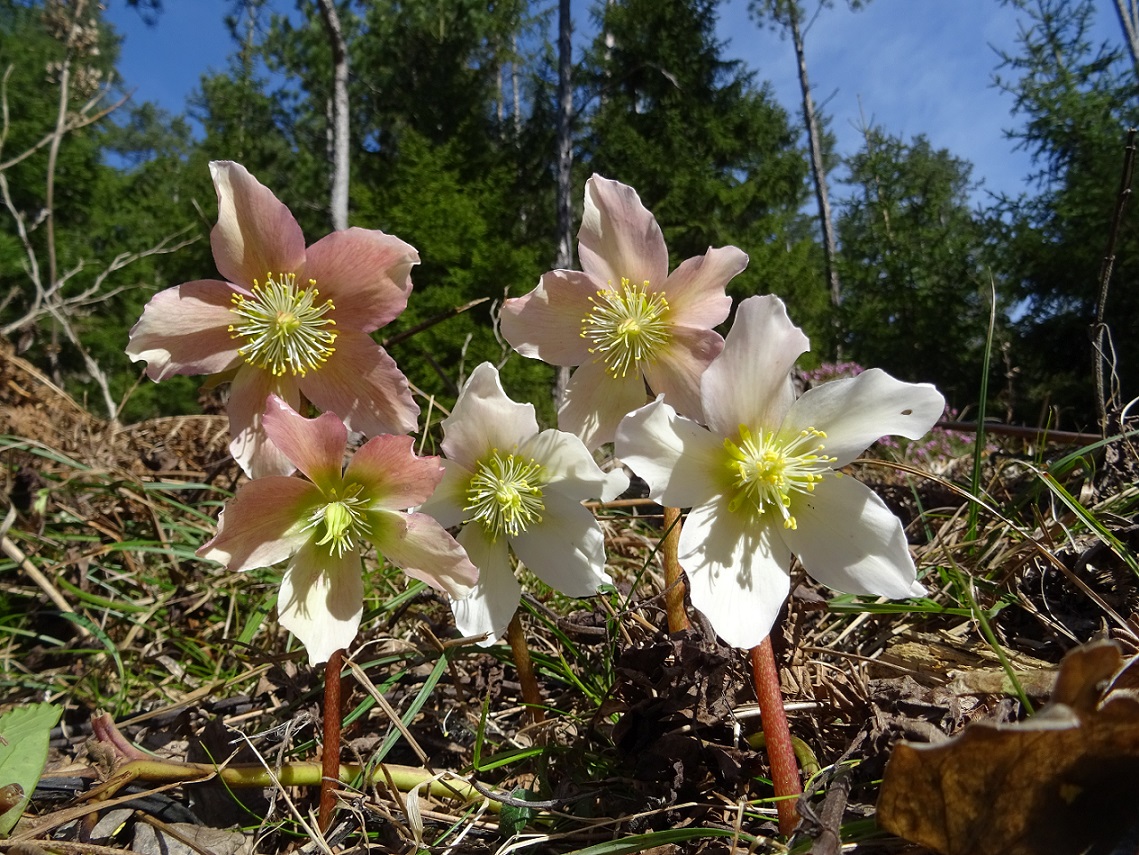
[662,506,690,633]
[319,648,344,833]
[750,637,800,835]
[507,611,545,724]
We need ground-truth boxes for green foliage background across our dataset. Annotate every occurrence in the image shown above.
[1,0,1136,430]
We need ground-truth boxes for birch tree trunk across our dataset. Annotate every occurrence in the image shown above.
[317,0,350,231]
[1115,0,1139,77]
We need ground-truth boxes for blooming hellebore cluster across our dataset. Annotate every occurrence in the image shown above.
[199,395,478,665]
[127,161,419,478]
[501,174,747,450]
[129,160,946,665]
[616,295,946,648]
[419,363,628,645]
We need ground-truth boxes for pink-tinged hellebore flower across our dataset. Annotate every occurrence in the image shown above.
[500,174,747,450]
[615,295,946,649]
[419,362,629,645]
[198,395,478,665]
[127,161,420,478]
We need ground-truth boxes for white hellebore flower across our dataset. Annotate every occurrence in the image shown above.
[420,362,629,645]
[615,295,946,649]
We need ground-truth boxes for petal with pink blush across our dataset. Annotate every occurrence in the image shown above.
[500,270,598,365]
[299,332,419,438]
[451,525,518,646]
[198,476,319,573]
[558,359,648,450]
[278,541,364,665]
[209,161,306,288]
[577,175,669,288]
[417,459,474,530]
[305,228,418,332]
[345,434,443,510]
[126,280,242,381]
[369,509,477,599]
[701,295,808,437]
[438,363,538,466]
[642,325,725,421]
[660,245,743,328]
[262,395,346,490]
[228,366,301,478]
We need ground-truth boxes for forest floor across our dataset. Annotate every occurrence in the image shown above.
[2,341,1138,855]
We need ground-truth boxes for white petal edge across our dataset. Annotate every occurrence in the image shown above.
[615,397,723,509]
[442,363,538,467]
[519,429,629,503]
[780,474,925,600]
[278,542,364,666]
[701,295,808,438]
[450,525,519,647]
[511,492,609,598]
[680,500,792,649]
[782,368,946,468]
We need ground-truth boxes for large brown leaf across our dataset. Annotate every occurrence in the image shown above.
[877,641,1139,855]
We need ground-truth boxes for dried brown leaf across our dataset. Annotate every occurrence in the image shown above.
[877,641,1139,855]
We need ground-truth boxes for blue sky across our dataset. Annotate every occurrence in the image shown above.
[103,0,1123,204]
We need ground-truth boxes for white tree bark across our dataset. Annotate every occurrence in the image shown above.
[316,0,350,231]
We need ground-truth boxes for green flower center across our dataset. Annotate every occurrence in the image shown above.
[724,425,836,530]
[580,278,671,378]
[464,451,546,540]
[303,484,371,557]
[229,272,337,377]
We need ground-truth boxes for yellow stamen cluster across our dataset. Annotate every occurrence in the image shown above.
[464,451,546,540]
[229,272,337,377]
[304,484,372,557]
[724,425,836,530]
[581,278,671,378]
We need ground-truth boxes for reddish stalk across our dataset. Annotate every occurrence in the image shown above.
[661,506,690,633]
[507,611,546,724]
[750,637,801,835]
[318,648,344,833]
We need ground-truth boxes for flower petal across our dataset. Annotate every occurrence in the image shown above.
[450,525,518,646]
[702,295,808,437]
[198,476,318,572]
[210,161,306,288]
[227,366,301,478]
[417,459,474,529]
[680,500,792,649]
[278,540,364,665]
[262,394,346,490]
[781,474,924,599]
[299,331,419,438]
[578,175,669,288]
[615,397,724,509]
[518,429,629,503]
[305,228,418,332]
[558,359,648,450]
[499,269,600,365]
[511,491,609,597]
[126,280,242,381]
[345,434,443,510]
[661,245,743,328]
[369,509,478,599]
[440,363,538,466]
[783,368,946,468]
[642,325,725,422]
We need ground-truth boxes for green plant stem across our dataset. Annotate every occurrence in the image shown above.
[319,648,344,832]
[507,611,545,724]
[750,637,800,836]
[662,506,690,633]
